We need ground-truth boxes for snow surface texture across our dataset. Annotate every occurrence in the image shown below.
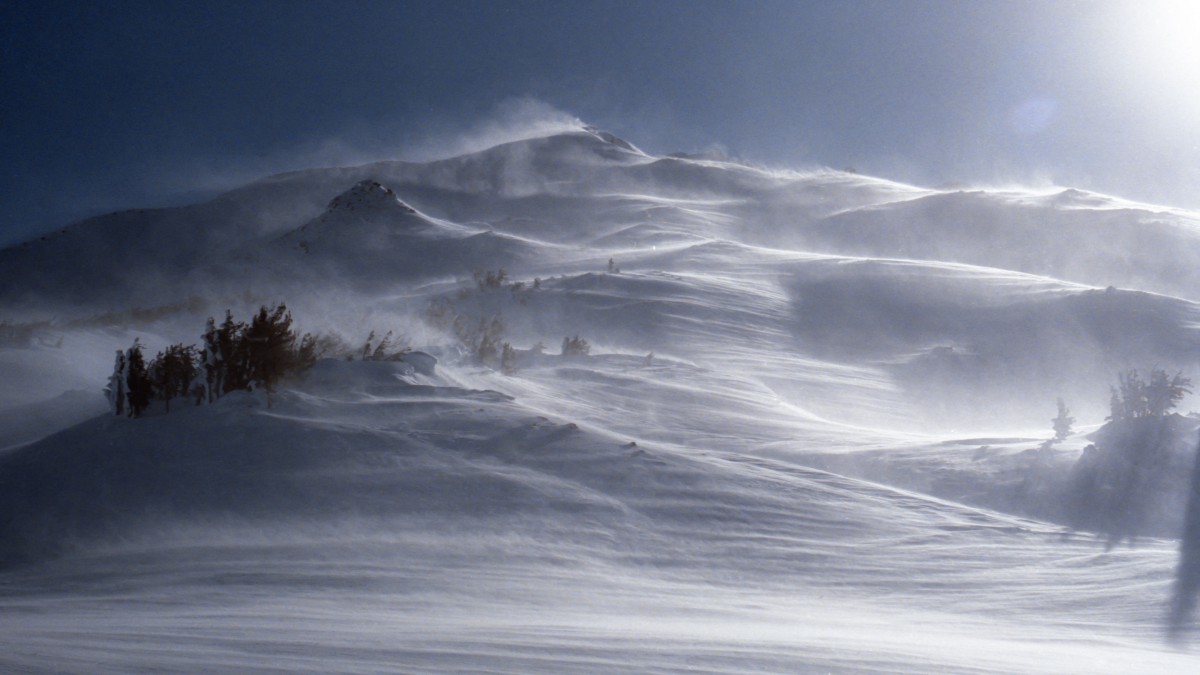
[3,126,1200,672]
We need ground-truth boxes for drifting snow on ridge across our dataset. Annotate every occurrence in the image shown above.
[325,179,417,215]
[5,121,1200,670]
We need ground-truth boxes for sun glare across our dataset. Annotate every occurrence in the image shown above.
[1094,0,1200,123]
[1121,1,1200,82]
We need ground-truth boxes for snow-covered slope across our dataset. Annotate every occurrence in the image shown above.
[798,188,1200,299]
[4,125,1200,671]
[2,359,1195,673]
[266,179,544,286]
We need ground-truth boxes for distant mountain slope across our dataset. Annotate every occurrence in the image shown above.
[6,125,1198,310]
[257,179,542,286]
[3,124,1200,427]
[7,124,1200,670]
[799,189,1200,298]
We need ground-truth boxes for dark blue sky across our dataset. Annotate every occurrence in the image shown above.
[3,0,1198,245]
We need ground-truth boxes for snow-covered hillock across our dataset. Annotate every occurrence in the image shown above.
[0,359,572,566]
[782,259,1200,425]
[420,246,1200,428]
[4,356,1200,672]
[0,356,1004,568]
[1067,414,1200,542]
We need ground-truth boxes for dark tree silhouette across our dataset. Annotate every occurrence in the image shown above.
[216,310,248,394]
[561,335,590,358]
[296,333,319,370]
[150,344,198,412]
[361,330,377,360]
[125,340,152,417]
[106,349,127,416]
[242,304,297,393]
[111,304,319,417]
[201,317,221,403]
[1148,369,1192,418]
[1108,368,1192,421]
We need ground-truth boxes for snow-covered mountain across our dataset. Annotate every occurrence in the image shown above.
[4,125,1200,672]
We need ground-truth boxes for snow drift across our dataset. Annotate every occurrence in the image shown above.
[4,125,1200,671]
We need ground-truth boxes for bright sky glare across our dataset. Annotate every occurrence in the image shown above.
[1,0,1198,246]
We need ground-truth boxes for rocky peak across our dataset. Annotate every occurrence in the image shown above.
[325,180,416,215]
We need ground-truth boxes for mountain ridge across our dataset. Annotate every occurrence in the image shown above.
[5,123,1200,670]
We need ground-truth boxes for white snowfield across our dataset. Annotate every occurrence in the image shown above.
[2,126,1200,672]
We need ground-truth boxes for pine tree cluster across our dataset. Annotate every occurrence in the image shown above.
[1106,368,1193,421]
[106,304,319,417]
[359,330,410,361]
[424,300,508,367]
[561,335,591,358]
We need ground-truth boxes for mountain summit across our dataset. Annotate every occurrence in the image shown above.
[281,179,456,258]
[325,180,418,216]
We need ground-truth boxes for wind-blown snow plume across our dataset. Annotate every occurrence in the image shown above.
[404,97,587,161]
[6,121,1200,670]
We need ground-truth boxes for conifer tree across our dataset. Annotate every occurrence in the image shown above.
[1052,398,1075,441]
[125,340,152,417]
[371,331,393,361]
[217,310,247,393]
[1107,386,1125,422]
[108,304,321,417]
[361,330,376,360]
[243,304,297,393]
[500,342,518,374]
[201,317,221,403]
[106,350,127,416]
[1147,369,1192,417]
[562,335,590,357]
[151,344,198,413]
[1108,368,1192,420]
[296,333,319,370]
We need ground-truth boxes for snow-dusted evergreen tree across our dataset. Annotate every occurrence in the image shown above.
[109,305,319,417]
[106,349,127,416]
[1052,398,1075,441]
[1072,369,1197,547]
[474,268,508,290]
[361,330,376,360]
[1106,386,1124,422]
[371,331,393,361]
[465,316,504,366]
[1107,368,1192,420]
[477,330,499,366]
[500,342,518,374]
[1147,369,1192,418]
[561,335,590,358]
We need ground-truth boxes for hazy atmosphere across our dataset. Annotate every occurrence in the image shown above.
[3,0,1199,245]
[4,1,1200,673]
